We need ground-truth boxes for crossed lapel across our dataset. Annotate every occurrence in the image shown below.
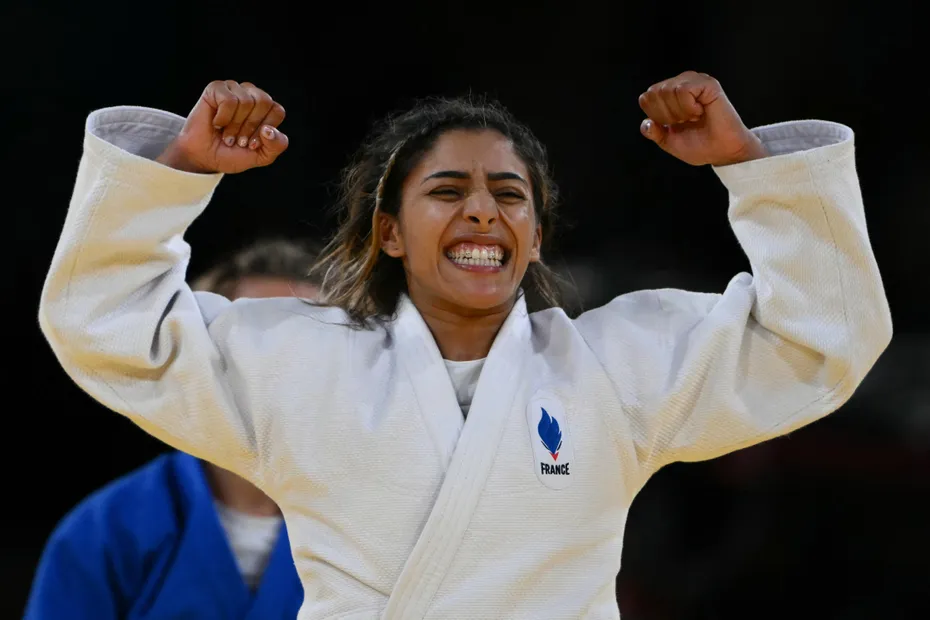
[392,295,466,472]
[384,295,532,619]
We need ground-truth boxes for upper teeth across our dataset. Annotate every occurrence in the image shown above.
[447,245,504,266]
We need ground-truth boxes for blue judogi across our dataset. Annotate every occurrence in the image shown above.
[25,452,303,619]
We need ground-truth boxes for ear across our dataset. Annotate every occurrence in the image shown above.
[528,223,542,262]
[379,212,405,258]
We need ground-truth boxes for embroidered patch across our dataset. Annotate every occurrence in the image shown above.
[526,391,574,490]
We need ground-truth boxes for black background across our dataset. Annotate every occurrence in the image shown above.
[9,1,927,618]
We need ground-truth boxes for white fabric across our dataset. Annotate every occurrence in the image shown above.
[213,500,283,589]
[443,358,485,416]
[39,105,892,620]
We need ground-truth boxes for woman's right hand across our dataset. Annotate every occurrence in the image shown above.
[156,80,289,174]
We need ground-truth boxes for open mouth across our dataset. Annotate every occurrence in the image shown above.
[445,242,509,271]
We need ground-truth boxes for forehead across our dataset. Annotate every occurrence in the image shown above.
[414,129,528,177]
[232,276,319,301]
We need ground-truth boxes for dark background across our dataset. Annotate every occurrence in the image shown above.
[9,1,927,618]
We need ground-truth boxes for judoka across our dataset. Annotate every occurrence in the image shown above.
[38,72,892,619]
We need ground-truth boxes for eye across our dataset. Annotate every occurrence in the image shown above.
[429,188,463,200]
[496,190,526,203]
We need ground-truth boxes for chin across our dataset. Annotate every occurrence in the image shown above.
[446,284,517,313]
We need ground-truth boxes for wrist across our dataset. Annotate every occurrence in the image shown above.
[155,140,214,174]
[714,133,769,166]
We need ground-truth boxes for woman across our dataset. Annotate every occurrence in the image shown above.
[27,239,317,619]
[40,72,891,619]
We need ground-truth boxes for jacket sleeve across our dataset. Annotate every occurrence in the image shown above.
[38,106,266,482]
[573,120,892,480]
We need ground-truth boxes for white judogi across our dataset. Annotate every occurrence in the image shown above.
[39,106,891,619]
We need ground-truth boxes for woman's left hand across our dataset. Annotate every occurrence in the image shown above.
[639,71,768,166]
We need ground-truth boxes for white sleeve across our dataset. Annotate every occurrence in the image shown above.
[573,120,892,479]
[38,106,265,483]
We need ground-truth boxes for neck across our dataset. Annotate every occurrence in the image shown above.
[409,292,515,361]
[203,462,280,517]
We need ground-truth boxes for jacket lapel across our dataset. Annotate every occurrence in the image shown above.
[383,296,532,619]
[142,454,250,617]
[392,295,466,471]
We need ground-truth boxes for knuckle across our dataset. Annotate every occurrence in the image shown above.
[273,102,286,118]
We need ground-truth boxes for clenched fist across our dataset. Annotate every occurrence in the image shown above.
[157,80,289,174]
[638,71,768,167]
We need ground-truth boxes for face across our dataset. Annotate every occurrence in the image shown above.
[232,276,320,301]
[380,129,542,315]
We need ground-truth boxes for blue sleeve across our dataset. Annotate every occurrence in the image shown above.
[24,506,125,620]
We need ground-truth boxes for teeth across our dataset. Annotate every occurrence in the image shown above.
[445,244,505,267]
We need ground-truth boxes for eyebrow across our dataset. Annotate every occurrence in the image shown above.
[422,170,528,186]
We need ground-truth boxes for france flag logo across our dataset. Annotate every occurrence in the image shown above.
[527,391,574,489]
[537,408,563,461]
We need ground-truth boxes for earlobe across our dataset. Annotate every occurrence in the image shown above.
[379,213,405,258]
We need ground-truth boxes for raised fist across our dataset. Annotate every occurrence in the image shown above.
[638,71,767,167]
[157,80,289,174]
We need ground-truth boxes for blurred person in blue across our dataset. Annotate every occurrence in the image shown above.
[25,238,320,619]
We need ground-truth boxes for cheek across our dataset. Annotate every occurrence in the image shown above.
[506,207,538,255]
[399,203,448,266]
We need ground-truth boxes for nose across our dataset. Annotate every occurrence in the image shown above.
[461,190,498,229]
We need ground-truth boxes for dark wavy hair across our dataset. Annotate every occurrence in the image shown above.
[310,95,564,327]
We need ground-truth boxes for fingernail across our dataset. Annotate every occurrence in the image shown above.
[261,125,275,140]
[213,125,222,131]
[641,119,652,134]
[249,138,259,150]
[238,136,248,148]
[224,136,235,147]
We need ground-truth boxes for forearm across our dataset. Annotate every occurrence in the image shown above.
[717,119,892,390]
[582,119,893,476]
[37,106,260,474]
[40,107,221,360]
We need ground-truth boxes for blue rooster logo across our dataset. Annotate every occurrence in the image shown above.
[537,408,563,461]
